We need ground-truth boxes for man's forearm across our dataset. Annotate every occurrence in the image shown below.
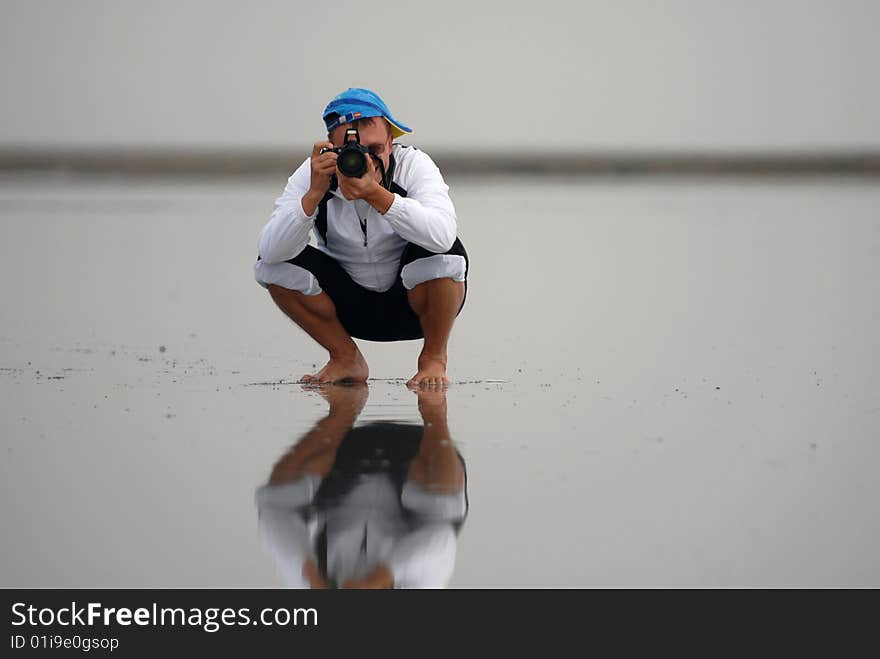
[301,189,325,217]
[364,186,395,215]
[381,196,457,253]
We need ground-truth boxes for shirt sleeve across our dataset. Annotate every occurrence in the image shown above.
[387,524,458,589]
[257,159,316,264]
[389,480,466,588]
[382,150,458,254]
[255,477,321,589]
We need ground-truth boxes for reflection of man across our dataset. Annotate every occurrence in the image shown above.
[254,87,468,387]
[256,385,467,589]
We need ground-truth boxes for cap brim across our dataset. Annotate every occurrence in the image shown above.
[385,118,412,139]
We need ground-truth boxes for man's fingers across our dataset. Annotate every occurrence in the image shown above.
[314,160,337,175]
[312,158,338,181]
[314,151,337,166]
[311,140,334,156]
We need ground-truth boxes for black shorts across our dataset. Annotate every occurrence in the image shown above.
[281,239,468,342]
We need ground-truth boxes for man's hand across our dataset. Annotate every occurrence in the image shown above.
[301,141,337,216]
[341,565,394,589]
[337,154,380,200]
[302,559,328,589]
[337,156,394,214]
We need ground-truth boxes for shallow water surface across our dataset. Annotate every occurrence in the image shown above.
[1,173,878,586]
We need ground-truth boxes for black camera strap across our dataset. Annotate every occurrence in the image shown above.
[314,176,337,246]
[385,153,408,197]
[371,153,389,190]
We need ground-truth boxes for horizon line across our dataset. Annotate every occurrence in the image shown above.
[2,147,879,177]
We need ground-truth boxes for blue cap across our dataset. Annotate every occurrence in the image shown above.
[323,88,412,139]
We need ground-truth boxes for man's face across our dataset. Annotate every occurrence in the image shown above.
[329,118,393,182]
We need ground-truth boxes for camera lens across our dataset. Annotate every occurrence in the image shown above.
[338,149,367,178]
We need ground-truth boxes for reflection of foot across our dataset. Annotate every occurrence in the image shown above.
[407,353,449,389]
[300,351,369,384]
[412,385,448,417]
[302,381,369,416]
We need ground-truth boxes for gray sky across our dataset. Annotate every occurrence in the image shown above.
[2,0,878,151]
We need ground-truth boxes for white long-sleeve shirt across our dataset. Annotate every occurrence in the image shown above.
[257,144,458,292]
[256,475,466,589]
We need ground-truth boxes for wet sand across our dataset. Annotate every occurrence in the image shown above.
[1,172,878,586]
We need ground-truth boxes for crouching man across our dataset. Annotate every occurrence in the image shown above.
[255,87,468,387]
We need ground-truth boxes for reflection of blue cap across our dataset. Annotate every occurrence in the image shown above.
[323,88,412,139]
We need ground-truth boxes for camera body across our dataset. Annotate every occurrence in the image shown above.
[320,128,370,178]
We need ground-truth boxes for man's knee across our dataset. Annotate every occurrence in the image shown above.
[407,276,466,319]
[254,260,322,296]
[400,254,467,290]
[265,283,294,299]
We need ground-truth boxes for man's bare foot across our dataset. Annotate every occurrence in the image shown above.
[300,350,369,384]
[407,353,449,389]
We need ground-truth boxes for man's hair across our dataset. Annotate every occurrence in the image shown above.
[326,115,392,140]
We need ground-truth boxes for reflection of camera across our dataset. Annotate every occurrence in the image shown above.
[320,128,370,178]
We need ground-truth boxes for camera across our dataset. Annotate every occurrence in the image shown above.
[320,128,370,178]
